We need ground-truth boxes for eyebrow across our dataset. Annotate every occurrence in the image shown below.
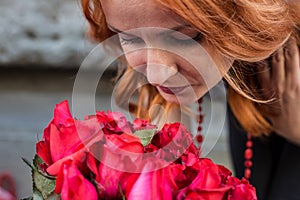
[107,24,193,35]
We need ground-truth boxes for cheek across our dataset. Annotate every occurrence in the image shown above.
[202,42,234,75]
[122,48,146,73]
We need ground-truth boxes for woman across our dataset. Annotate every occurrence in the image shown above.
[80,0,300,199]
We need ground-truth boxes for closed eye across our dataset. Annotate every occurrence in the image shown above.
[165,31,204,46]
[119,34,144,45]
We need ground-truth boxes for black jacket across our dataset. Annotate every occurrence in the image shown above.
[228,107,300,200]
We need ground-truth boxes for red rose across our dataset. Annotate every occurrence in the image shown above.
[31,100,257,200]
[151,123,198,162]
[126,161,184,200]
[105,132,144,153]
[177,188,232,200]
[176,158,257,200]
[36,100,74,165]
[85,129,144,199]
[216,163,257,199]
[144,143,159,152]
[86,145,142,199]
[181,151,201,167]
[55,160,97,200]
[132,118,156,130]
[151,123,183,148]
[36,101,103,176]
[226,177,257,200]
[96,111,133,134]
[176,158,232,199]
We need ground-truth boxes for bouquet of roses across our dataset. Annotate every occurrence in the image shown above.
[22,100,257,200]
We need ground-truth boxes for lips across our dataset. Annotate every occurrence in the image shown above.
[158,86,187,95]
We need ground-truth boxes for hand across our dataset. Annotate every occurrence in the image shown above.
[258,37,300,146]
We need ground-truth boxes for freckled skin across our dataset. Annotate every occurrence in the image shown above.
[101,0,233,104]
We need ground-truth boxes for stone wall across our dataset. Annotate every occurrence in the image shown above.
[0,0,95,68]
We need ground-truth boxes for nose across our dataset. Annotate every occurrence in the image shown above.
[146,48,178,85]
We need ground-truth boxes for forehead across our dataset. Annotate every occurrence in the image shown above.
[100,0,185,31]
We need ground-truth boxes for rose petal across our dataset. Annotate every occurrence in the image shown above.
[53,100,73,127]
[56,160,97,200]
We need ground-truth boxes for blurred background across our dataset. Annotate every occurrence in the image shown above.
[0,0,232,198]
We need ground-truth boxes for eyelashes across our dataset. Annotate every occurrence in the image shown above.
[119,32,204,46]
[165,32,204,46]
[119,36,143,45]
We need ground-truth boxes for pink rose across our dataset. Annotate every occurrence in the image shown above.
[86,130,144,199]
[55,160,97,200]
[126,161,184,200]
[86,148,141,198]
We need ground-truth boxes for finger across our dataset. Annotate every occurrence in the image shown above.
[284,38,300,86]
[256,60,271,97]
[256,60,279,115]
[271,47,285,86]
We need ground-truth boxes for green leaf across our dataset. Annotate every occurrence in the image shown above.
[135,128,156,146]
[33,155,55,179]
[33,168,56,199]
[22,157,35,170]
[33,155,44,166]
[118,183,126,200]
[32,187,43,200]
[31,155,56,199]
[20,197,33,200]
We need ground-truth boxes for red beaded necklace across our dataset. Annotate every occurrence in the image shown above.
[196,99,253,181]
[244,133,253,180]
[196,98,204,145]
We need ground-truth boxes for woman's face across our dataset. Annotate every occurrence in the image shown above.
[101,0,233,104]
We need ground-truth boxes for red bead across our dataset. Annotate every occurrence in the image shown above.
[246,141,253,148]
[197,126,202,132]
[244,149,253,159]
[197,99,204,145]
[196,134,203,143]
[244,168,251,179]
[198,115,204,123]
[244,160,253,168]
